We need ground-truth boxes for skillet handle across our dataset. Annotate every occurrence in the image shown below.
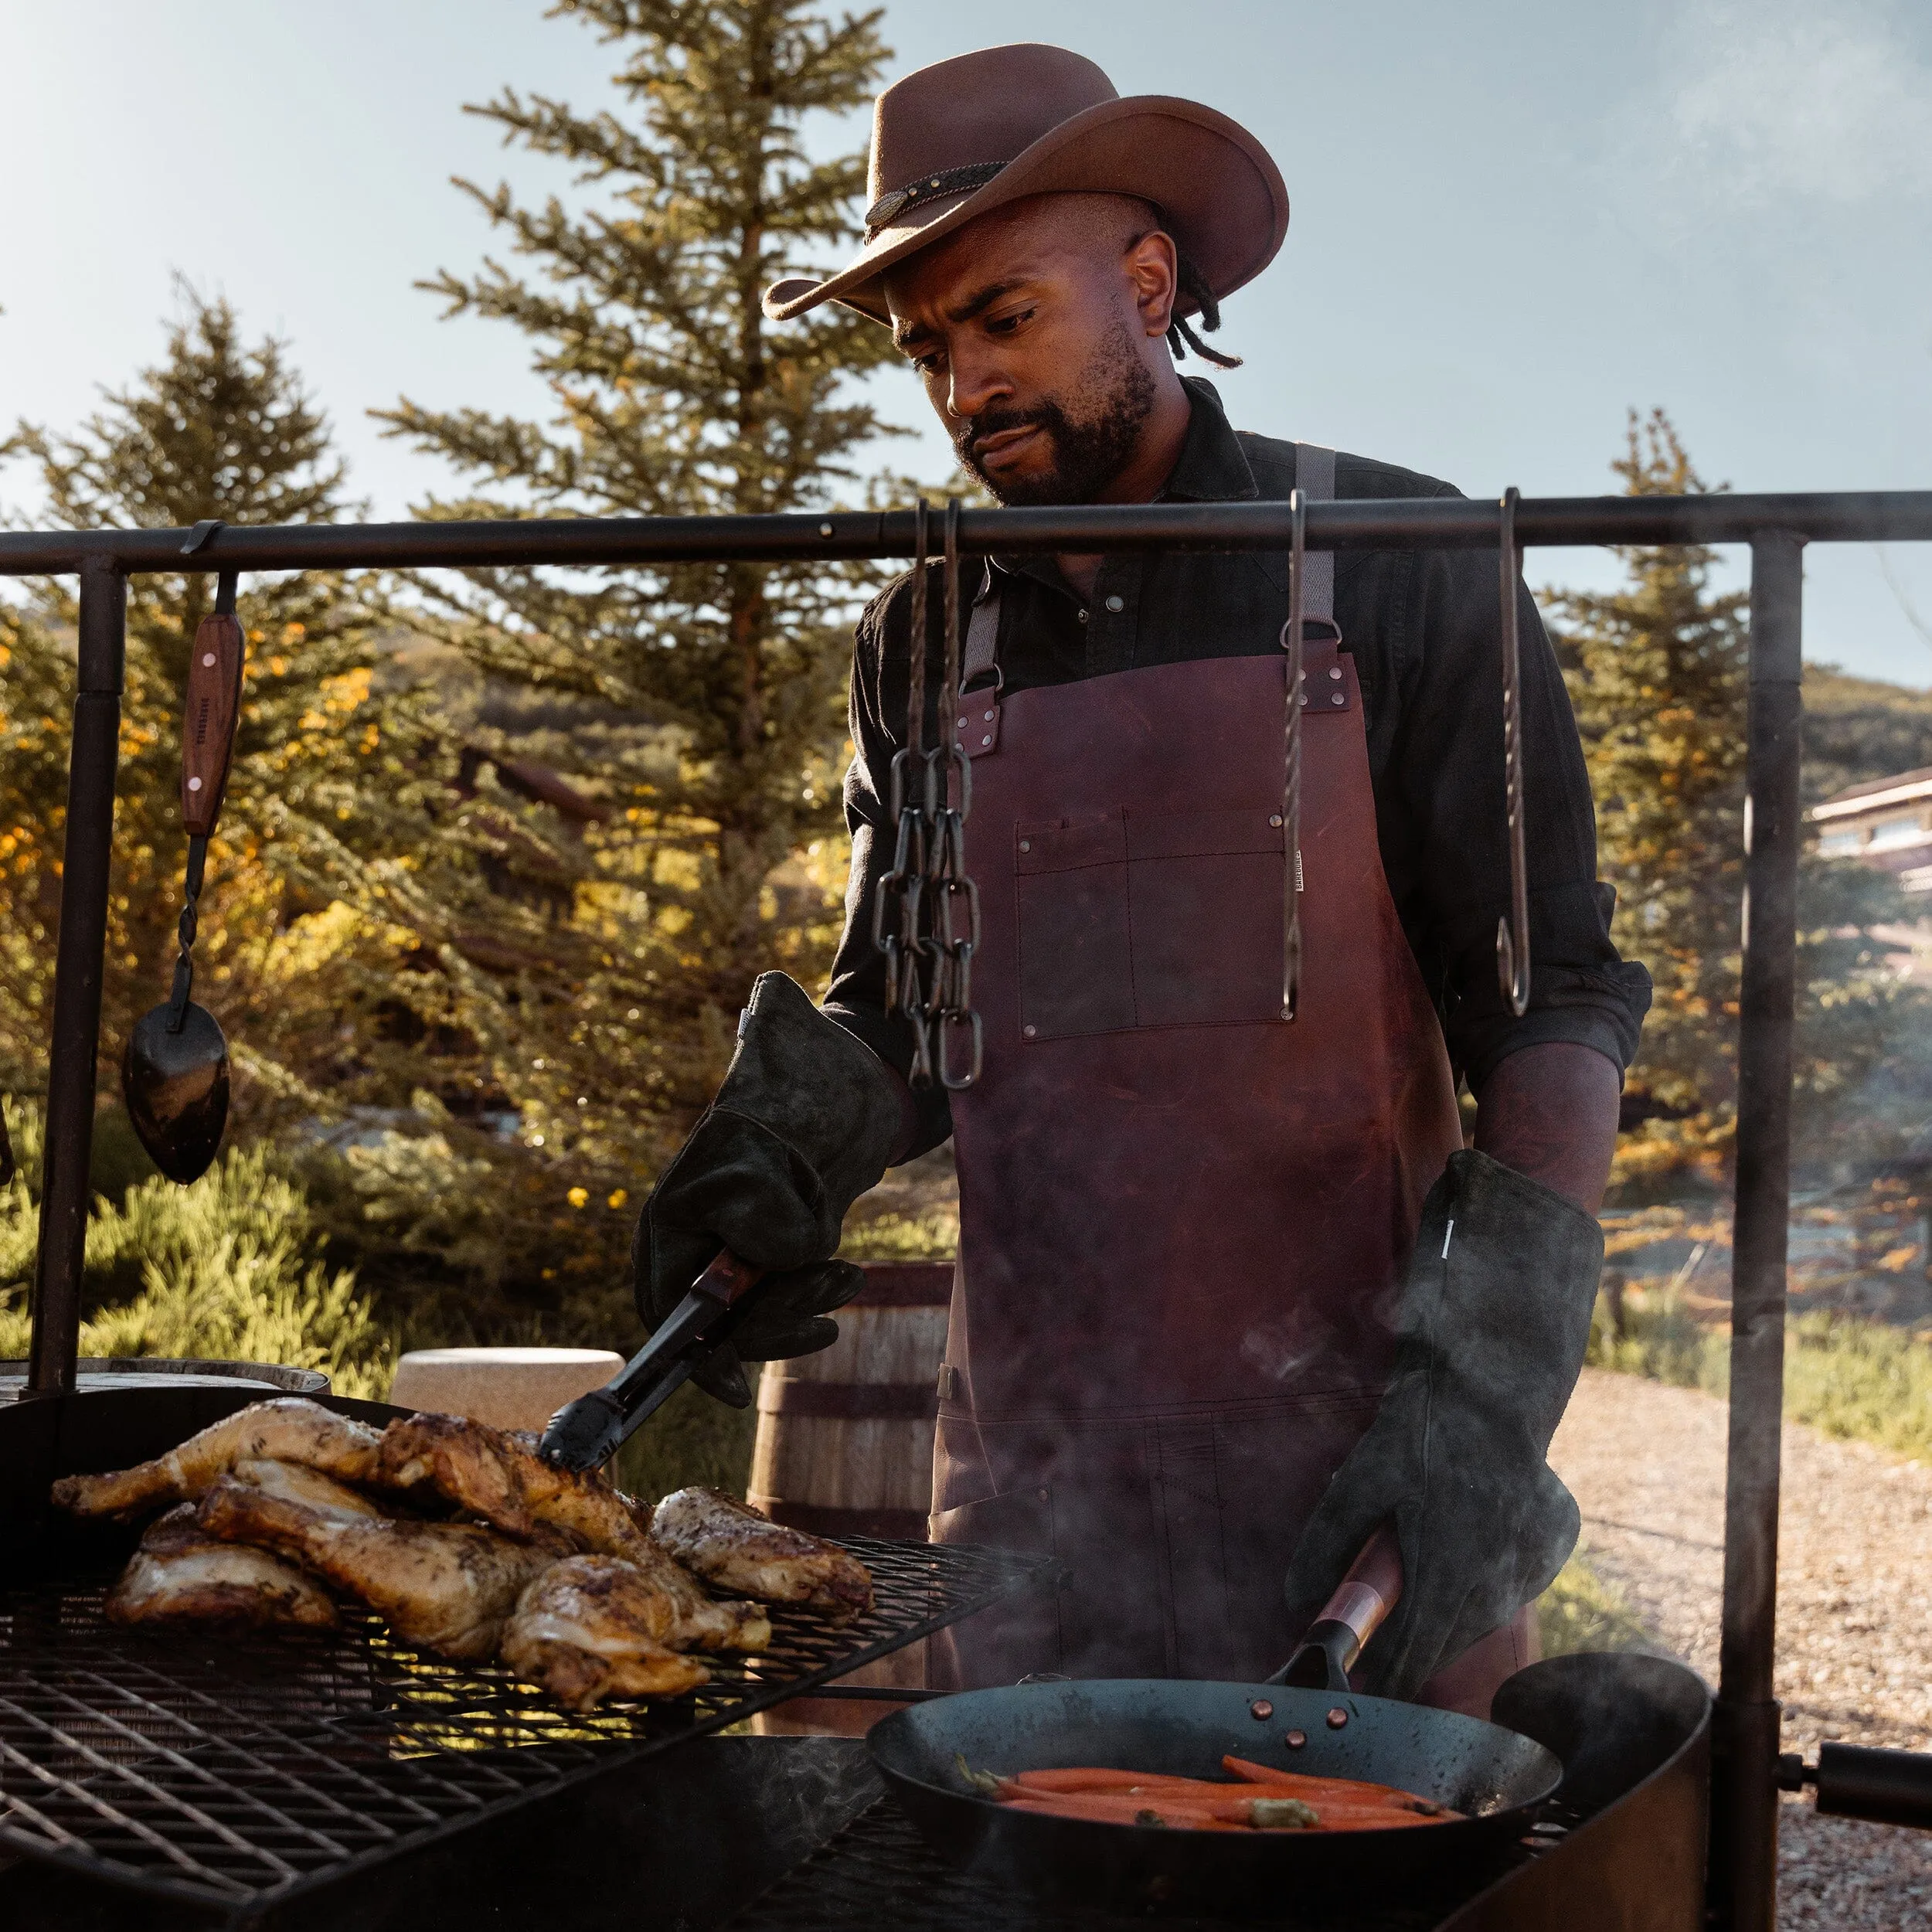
[1266,1523,1403,1691]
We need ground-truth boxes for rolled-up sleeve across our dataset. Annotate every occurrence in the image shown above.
[1384,517,1651,1093]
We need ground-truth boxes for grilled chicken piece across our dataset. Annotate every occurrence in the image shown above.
[107,1503,340,1632]
[379,1413,651,1556]
[651,1488,874,1621]
[501,1557,712,1709]
[231,1458,387,1519]
[617,1534,771,1654]
[376,1413,768,1651]
[197,1475,555,1662]
[51,1399,384,1522]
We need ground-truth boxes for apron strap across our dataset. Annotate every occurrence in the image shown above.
[1294,442,1336,628]
[962,560,1001,689]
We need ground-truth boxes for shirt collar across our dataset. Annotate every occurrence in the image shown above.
[989,377,1258,594]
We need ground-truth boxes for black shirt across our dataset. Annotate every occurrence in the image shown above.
[825,379,1650,1155]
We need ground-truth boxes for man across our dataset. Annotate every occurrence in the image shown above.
[637,46,1648,1714]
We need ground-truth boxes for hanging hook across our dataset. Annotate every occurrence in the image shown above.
[1279,488,1307,1022]
[1495,486,1531,1019]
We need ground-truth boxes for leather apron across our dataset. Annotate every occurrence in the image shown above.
[927,449,1525,1708]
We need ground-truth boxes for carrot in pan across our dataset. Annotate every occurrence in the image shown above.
[957,1757,1461,1833]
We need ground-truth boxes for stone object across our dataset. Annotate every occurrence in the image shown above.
[388,1347,623,1434]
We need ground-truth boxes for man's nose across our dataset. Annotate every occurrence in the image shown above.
[945,345,1013,423]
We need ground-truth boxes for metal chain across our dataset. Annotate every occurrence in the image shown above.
[872,497,984,1089]
[165,835,208,1032]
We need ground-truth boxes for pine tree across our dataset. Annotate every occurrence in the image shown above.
[0,293,486,1145]
[376,0,898,1198]
[1551,410,1931,1185]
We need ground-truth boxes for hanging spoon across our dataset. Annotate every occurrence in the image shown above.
[124,569,245,1184]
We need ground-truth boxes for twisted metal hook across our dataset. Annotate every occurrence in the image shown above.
[1280,488,1307,1022]
[1495,487,1531,1018]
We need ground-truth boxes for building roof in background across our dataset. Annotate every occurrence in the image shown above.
[1812,768,1932,823]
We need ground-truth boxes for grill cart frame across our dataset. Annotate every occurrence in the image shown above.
[6,485,1932,1930]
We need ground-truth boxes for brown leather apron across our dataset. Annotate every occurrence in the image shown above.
[926,461,1523,1706]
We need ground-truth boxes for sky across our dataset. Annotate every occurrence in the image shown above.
[2,0,1930,682]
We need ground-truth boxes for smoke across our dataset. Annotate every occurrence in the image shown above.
[1657,1,1932,209]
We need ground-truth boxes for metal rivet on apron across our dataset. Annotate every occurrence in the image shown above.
[1105,594,1124,613]
[1284,1729,1308,1750]
[1329,666,1342,679]
[1036,1488,1048,1502]
[1023,1025,1037,1038]
[1019,839,1031,852]
[1299,693,1308,706]
[1249,1699,1273,1721]
[1269,814,1284,828]
[1326,1708,1349,1730]
[984,709,995,722]
[981,734,992,747]
[957,716,967,728]
[1077,608,1089,624]
[1331,692,1345,706]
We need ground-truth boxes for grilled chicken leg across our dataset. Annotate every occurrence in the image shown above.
[107,1502,340,1632]
[501,1557,712,1709]
[651,1488,873,1621]
[52,1400,384,1522]
[379,1413,650,1556]
[197,1475,555,1662]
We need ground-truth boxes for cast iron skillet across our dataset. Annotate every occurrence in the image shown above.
[868,1678,1562,1919]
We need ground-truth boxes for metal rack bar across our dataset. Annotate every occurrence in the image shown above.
[5,485,1925,1928]
[29,560,125,1396]
[1709,530,1806,1932]
[1,489,1930,577]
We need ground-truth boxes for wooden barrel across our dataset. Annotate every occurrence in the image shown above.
[747,1261,951,1541]
[748,1260,952,1720]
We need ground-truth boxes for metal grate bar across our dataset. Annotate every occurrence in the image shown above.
[0,1537,1051,1914]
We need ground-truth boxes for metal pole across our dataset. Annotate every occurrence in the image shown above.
[1709,529,1804,1932]
[29,559,127,1395]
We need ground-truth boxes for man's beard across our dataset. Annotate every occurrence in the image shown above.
[954,321,1159,506]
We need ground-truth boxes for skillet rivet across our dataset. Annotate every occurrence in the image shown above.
[1326,1709,1349,1730]
[1284,1729,1307,1750]
[1249,1699,1273,1721]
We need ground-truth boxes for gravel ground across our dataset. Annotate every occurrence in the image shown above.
[1551,1368,1932,1927]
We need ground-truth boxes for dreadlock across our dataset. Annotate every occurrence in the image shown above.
[1168,251,1243,369]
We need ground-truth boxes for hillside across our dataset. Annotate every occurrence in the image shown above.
[1803,663,1932,804]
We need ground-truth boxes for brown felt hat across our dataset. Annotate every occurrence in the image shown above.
[762,44,1288,325]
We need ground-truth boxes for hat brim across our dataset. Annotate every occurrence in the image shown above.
[762,94,1288,325]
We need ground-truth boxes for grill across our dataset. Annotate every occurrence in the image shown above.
[728,1797,1492,1932]
[0,1536,1049,1920]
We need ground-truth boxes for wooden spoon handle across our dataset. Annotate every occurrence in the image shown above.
[182,581,244,838]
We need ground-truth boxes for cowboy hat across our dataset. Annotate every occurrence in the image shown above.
[763,44,1288,325]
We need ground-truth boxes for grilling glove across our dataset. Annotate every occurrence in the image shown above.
[1281,1149,1604,1702]
[634,971,910,1406]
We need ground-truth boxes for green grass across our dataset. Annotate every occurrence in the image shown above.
[1590,1285,1932,1462]
[1536,1553,1653,1659]
[1,1097,395,1399]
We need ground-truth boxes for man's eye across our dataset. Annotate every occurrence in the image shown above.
[986,308,1036,337]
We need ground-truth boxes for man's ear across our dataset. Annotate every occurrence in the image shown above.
[1123,229,1179,340]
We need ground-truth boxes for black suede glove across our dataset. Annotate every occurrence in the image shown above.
[1281,1148,1604,1700]
[634,972,910,1406]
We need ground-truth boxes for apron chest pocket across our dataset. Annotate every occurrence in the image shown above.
[1015,806,1287,1039]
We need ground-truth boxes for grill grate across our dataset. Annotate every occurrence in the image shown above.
[0,1538,1047,1917]
[726,1798,1471,1932]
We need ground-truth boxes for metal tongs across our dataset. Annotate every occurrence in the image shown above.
[538,1250,767,1472]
